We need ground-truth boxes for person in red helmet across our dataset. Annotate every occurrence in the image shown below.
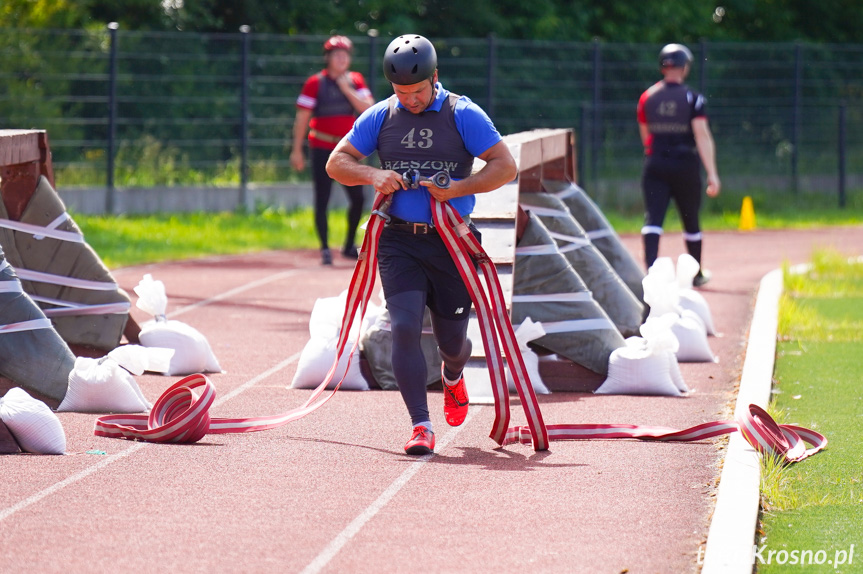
[637,43,721,287]
[291,35,375,265]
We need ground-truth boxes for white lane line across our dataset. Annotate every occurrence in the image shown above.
[213,352,301,407]
[0,443,147,522]
[168,269,303,319]
[0,269,307,524]
[300,406,483,574]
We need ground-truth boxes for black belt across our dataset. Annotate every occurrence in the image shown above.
[386,217,437,235]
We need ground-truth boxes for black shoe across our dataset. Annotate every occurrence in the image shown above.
[341,245,359,259]
[693,269,712,288]
[321,248,333,265]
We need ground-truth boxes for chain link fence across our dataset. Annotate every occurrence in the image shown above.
[2,27,861,212]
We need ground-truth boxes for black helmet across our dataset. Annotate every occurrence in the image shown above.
[383,35,437,85]
[659,43,693,68]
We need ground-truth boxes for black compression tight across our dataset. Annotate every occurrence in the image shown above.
[388,290,471,427]
[310,147,364,250]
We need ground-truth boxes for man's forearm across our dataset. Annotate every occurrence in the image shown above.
[326,150,377,186]
[450,157,515,197]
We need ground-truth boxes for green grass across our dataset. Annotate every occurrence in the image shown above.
[73,189,862,268]
[756,252,863,573]
[74,206,353,268]
[604,190,862,234]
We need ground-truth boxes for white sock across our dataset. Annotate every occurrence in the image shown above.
[413,420,432,432]
[442,370,462,387]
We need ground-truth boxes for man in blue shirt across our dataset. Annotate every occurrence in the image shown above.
[327,34,517,455]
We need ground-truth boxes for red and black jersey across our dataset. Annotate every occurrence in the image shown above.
[296,70,372,150]
[637,81,706,156]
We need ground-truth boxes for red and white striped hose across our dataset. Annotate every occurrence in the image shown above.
[94,194,826,464]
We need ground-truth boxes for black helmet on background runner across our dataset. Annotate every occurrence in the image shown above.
[659,43,693,68]
[383,35,437,85]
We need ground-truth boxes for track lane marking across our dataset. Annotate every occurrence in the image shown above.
[300,407,482,574]
[0,267,310,523]
[168,269,304,319]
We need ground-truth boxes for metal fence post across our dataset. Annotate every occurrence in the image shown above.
[106,22,119,214]
[367,32,378,99]
[579,103,589,185]
[591,38,601,193]
[486,33,496,117]
[792,41,802,193]
[239,25,251,211]
[838,103,846,208]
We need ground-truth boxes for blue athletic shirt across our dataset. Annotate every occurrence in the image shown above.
[346,82,503,225]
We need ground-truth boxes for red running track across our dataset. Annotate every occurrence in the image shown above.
[1,226,862,573]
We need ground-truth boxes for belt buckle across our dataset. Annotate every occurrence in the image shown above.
[413,222,428,234]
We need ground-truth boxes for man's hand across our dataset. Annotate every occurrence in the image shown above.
[334,73,352,91]
[371,169,406,195]
[421,180,460,202]
[290,148,305,172]
[706,174,721,198]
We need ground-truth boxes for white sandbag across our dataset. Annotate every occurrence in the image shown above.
[106,344,175,376]
[667,352,688,393]
[595,311,689,396]
[0,387,66,454]
[595,338,682,396]
[505,317,550,395]
[134,274,222,375]
[308,290,379,342]
[676,253,702,290]
[676,254,717,335]
[290,336,368,391]
[139,319,223,375]
[672,310,717,363]
[679,289,717,336]
[290,291,380,391]
[643,258,682,318]
[57,346,173,413]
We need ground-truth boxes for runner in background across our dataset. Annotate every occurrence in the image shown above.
[638,43,721,287]
[291,36,374,265]
[327,34,517,455]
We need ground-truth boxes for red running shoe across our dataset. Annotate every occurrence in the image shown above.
[404,425,435,455]
[442,365,469,426]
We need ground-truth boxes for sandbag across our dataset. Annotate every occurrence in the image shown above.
[595,313,687,396]
[595,339,682,396]
[135,274,223,375]
[0,387,66,454]
[359,307,441,391]
[544,180,645,302]
[676,254,717,335]
[0,176,131,350]
[673,310,717,363]
[519,192,644,337]
[58,345,174,413]
[291,292,380,390]
[643,259,716,363]
[291,336,368,390]
[505,317,550,395]
[511,212,625,375]
[0,252,75,401]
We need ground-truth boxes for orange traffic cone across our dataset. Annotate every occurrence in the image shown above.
[739,196,756,231]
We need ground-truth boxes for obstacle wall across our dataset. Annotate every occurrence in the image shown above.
[464,128,645,399]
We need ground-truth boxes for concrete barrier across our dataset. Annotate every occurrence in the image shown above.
[58,182,366,215]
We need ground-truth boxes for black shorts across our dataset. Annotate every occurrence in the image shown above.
[377,224,481,320]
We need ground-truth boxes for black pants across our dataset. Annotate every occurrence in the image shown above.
[310,146,364,251]
[641,154,703,268]
[379,226,480,427]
